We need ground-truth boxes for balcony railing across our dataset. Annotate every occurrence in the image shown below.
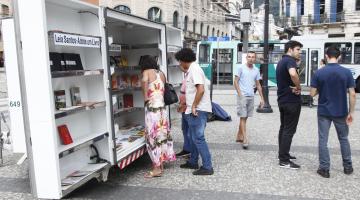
[276,11,346,28]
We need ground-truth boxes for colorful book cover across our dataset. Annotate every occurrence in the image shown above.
[54,90,66,110]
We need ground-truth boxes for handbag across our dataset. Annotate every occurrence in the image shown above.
[164,82,178,105]
[160,70,178,105]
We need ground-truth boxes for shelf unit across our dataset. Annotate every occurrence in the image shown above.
[16,0,112,199]
[14,1,182,199]
[101,8,168,169]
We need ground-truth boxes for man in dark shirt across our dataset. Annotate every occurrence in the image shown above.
[310,46,356,178]
[276,40,303,169]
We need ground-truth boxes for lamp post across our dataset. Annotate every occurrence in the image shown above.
[256,0,273,113]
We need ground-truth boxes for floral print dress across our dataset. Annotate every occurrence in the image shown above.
[145,70,176,167]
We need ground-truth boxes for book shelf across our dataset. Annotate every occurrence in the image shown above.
[102,8,168,164]
[14,1,182,199]
[16,0,112,199]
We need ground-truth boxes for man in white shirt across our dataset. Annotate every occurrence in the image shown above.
[234,51,264,149]
[175,48,214,176]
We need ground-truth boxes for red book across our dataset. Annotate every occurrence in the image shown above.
[57,125,73,145]
[123,94,133,108]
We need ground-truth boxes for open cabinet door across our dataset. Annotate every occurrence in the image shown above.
[165,25,183,125]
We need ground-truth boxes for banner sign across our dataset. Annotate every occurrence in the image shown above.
[53,32,101,48]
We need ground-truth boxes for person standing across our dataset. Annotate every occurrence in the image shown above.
[234,51,264,149]
[276,40,303,169]
[310,46,356,178]
[140,56,176,178]
[175,72,191,158]
[175,48,214,175]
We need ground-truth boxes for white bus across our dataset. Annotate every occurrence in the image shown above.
[292,34,360,92]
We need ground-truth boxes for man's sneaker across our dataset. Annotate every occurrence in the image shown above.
[193,167,214,175]
[317,168,330,178]
[277,155,296,160]
[279,161,300,169]
[176,150,190,158]
[180,162,199,169]
[344,167,354,175]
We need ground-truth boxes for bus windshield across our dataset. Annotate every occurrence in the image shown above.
[248,43,285,64]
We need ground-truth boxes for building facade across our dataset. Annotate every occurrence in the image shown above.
[100,0,237,48]
[278,0,360,38]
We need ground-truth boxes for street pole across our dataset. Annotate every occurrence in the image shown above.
[257,0,273,113]
[242,0,251,59]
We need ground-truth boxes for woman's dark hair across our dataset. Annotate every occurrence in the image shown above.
[175,48,196,62]
[284,40,303,53]
[139,55,159,71]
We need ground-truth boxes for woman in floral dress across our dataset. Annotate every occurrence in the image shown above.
[140,56,176,178]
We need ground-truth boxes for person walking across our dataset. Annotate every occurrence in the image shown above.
[140,56,176,178]
[175,48,214,175]
[276,40,303,169]
[310,46,356,178]
[234,51,264,149]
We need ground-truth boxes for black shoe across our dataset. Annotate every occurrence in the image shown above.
[317,168,330,178]
[180,162,199,169]
[279,161,300,170]
[344,167,354,175]
[289,155,296,160]
[176,150,191,157]
[193,167,214,175]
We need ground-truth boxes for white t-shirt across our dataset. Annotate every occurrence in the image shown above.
[185,62,212,114]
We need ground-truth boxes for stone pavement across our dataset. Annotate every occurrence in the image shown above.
[0,89,360,200]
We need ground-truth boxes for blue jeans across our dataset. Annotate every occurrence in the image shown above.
[185,111,213,170]
[181,113,191,152]
[318,115,352,170]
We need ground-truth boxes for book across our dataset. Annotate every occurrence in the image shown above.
[54,90,66,110]
[118,74,130,89]
[123,94,133,108]
[57,124,73,145]
[70,87,81,106]
[130,74,141,88]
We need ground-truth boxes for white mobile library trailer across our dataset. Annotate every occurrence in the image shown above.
[5,0,182,199]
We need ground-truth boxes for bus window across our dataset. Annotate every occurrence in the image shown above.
[354,43,360,64]
[298,50,307,84]
[199,44,210,63]
[269,43,285,64]
[324,42,352,64]
[237,43,243,63]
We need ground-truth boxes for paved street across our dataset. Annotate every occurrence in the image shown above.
[0,89,360,200]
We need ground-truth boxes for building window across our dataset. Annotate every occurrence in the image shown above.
[200,23,204,35]
[297,0,304,15]
[212,28,215,36]
[148,7,162,22]
[221,32,224,37]
[217,30,220,37]
[173,11,179,28]
[207,26,210,36]
[320,0,325,14]
[193,19,197,33]
[114,5,131,13]
[184,16,188,31]
[357,0,360,10]
[286,0,290,17]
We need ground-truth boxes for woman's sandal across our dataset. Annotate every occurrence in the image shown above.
[236,139,243,143]
[144,171,162,178]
